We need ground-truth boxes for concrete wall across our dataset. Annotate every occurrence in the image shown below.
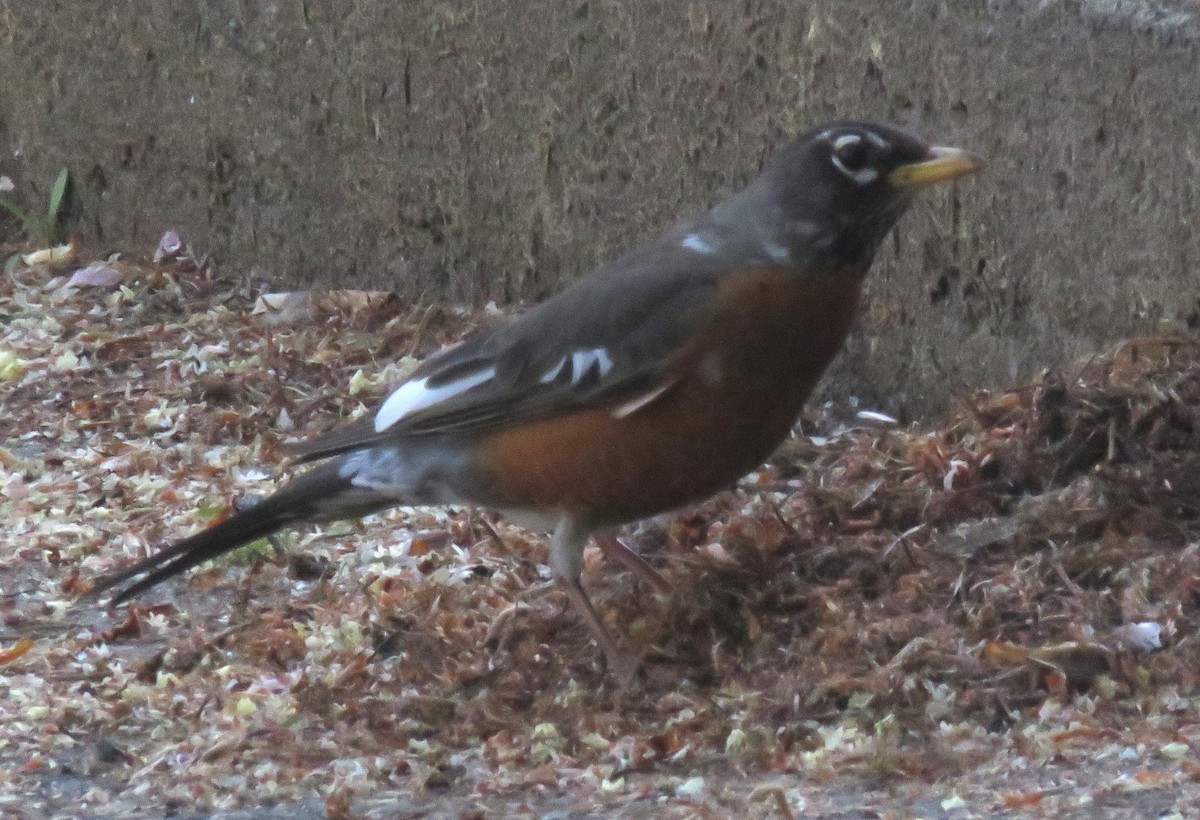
[2,1,1198,415]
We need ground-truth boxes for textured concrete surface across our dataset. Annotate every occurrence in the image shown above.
[1,0,1199,415]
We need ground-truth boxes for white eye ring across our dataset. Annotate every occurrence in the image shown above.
[830,134,879,185]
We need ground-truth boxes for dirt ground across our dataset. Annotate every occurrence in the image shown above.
[5,246,1200,818]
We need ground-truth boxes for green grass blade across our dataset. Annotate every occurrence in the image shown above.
[47,167,69,219]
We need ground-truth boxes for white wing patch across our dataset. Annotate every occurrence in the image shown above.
[374,367,496,432]
[539,357,568,384]
[539,348,614,386]
[761,240,791,263]
[681,231,717,254]
[611,382,673,419]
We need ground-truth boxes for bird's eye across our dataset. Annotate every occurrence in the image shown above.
[830,134,879,183]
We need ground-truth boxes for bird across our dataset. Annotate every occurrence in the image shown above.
[93,120,983,680]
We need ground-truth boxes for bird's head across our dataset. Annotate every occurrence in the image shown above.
[763,121,984,269]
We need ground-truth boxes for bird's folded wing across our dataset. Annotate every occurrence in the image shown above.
[290,250,722,464]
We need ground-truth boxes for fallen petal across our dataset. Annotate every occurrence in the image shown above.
[66,262,123,288]
[153,228,183,263]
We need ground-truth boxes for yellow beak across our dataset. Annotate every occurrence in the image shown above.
[888,145,985,188]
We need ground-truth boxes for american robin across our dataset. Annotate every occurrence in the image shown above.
[94,121,982,679]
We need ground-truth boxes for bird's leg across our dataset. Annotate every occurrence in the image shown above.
[555,576,639,683]
[551,517,639,682]
[594,534,672,595]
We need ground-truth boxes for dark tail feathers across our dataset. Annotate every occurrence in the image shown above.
[92,460,383,605]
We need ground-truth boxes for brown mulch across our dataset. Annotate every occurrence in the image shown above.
[3,241,1200,818]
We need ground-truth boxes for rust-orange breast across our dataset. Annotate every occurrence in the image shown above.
[474,267,866,524]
